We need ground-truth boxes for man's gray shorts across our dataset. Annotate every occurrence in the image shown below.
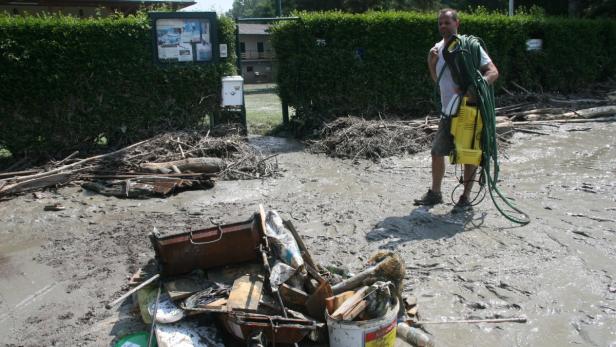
[431,117,454,156]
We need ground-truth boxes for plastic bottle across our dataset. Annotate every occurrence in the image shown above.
[397,322,435,347]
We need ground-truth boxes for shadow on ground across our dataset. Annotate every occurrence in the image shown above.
[366,206,486,248]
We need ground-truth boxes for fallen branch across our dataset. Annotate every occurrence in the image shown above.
[7,139,151,185]
[0,172,73,195]
[500,86,514,96]
[0,169,40,179]
[560,105,616,119]
[550,98,605,104]
[511,81,531,94]
[512,115,616,126]
[54,150,79,167]
[140,157,224,174]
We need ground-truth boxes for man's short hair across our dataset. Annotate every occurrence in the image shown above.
[439,8,459,21]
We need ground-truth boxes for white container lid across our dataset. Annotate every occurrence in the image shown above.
[222,75,244,82]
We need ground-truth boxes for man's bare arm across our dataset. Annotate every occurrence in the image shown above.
[428,47,438,82]
[480,62,499,85]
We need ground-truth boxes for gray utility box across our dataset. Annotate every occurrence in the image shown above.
[221,75,244,107]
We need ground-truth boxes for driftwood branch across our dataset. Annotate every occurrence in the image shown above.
[0,173,73,195]
[0,169,40,179]
[140,157,224,174]
[54,150,79,167]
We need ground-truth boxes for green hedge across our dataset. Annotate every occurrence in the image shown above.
[0,13,236,157]
[271,11,616,126]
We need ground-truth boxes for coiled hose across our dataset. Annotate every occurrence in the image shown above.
[441,35,530,225]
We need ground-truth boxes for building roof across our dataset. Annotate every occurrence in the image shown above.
[238,23,270,35]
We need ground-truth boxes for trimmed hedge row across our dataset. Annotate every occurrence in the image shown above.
[0,13,236,156]
[271,11,616,126]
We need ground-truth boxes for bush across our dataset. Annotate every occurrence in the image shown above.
[0,12,236,157]
[271,11,616,130]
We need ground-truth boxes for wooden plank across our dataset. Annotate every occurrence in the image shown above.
[331,286,369,320]
[342,300,367,321]
[164,277,210,301]
[279,283,309,307]
[184,298,228,316]
[325,290,355,315]
[200,297,227,310]
[258,204,268,236]
[227,274,263,313]
[306,279,333,321]
[128,268,145,287]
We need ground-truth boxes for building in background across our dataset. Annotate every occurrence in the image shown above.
[1,0,195,17]
[238,23,275,84]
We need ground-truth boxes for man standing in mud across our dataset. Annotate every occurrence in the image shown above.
[414,8,499,211]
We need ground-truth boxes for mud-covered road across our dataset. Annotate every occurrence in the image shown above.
[1,121,615,346]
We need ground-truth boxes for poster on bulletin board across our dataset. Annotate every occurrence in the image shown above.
[149,12,219,64]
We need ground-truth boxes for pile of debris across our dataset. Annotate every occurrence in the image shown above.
[309,84,616,162]
[108,206,413,347]
[308,117,433,161]
[0,130,279,199]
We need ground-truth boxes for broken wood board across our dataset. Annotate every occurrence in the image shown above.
[164,276,213,301]
[306,279,333,321]
[227,274,263,313]
[342,300,367,321]
[331,286,369,320]
[128,268,145,287]
[279,283,309,307]
[184,298,228,315]
[325,290,355,315]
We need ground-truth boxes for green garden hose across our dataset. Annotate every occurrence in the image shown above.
[440,34,530,225]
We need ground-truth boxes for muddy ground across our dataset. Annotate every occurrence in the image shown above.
[1,121,615,346]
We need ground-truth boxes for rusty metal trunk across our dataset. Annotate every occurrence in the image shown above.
[150,214,264,276]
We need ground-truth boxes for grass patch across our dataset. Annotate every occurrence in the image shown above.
[245,84,284,135]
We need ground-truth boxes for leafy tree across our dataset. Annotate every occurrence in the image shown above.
[227,0,276,18]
